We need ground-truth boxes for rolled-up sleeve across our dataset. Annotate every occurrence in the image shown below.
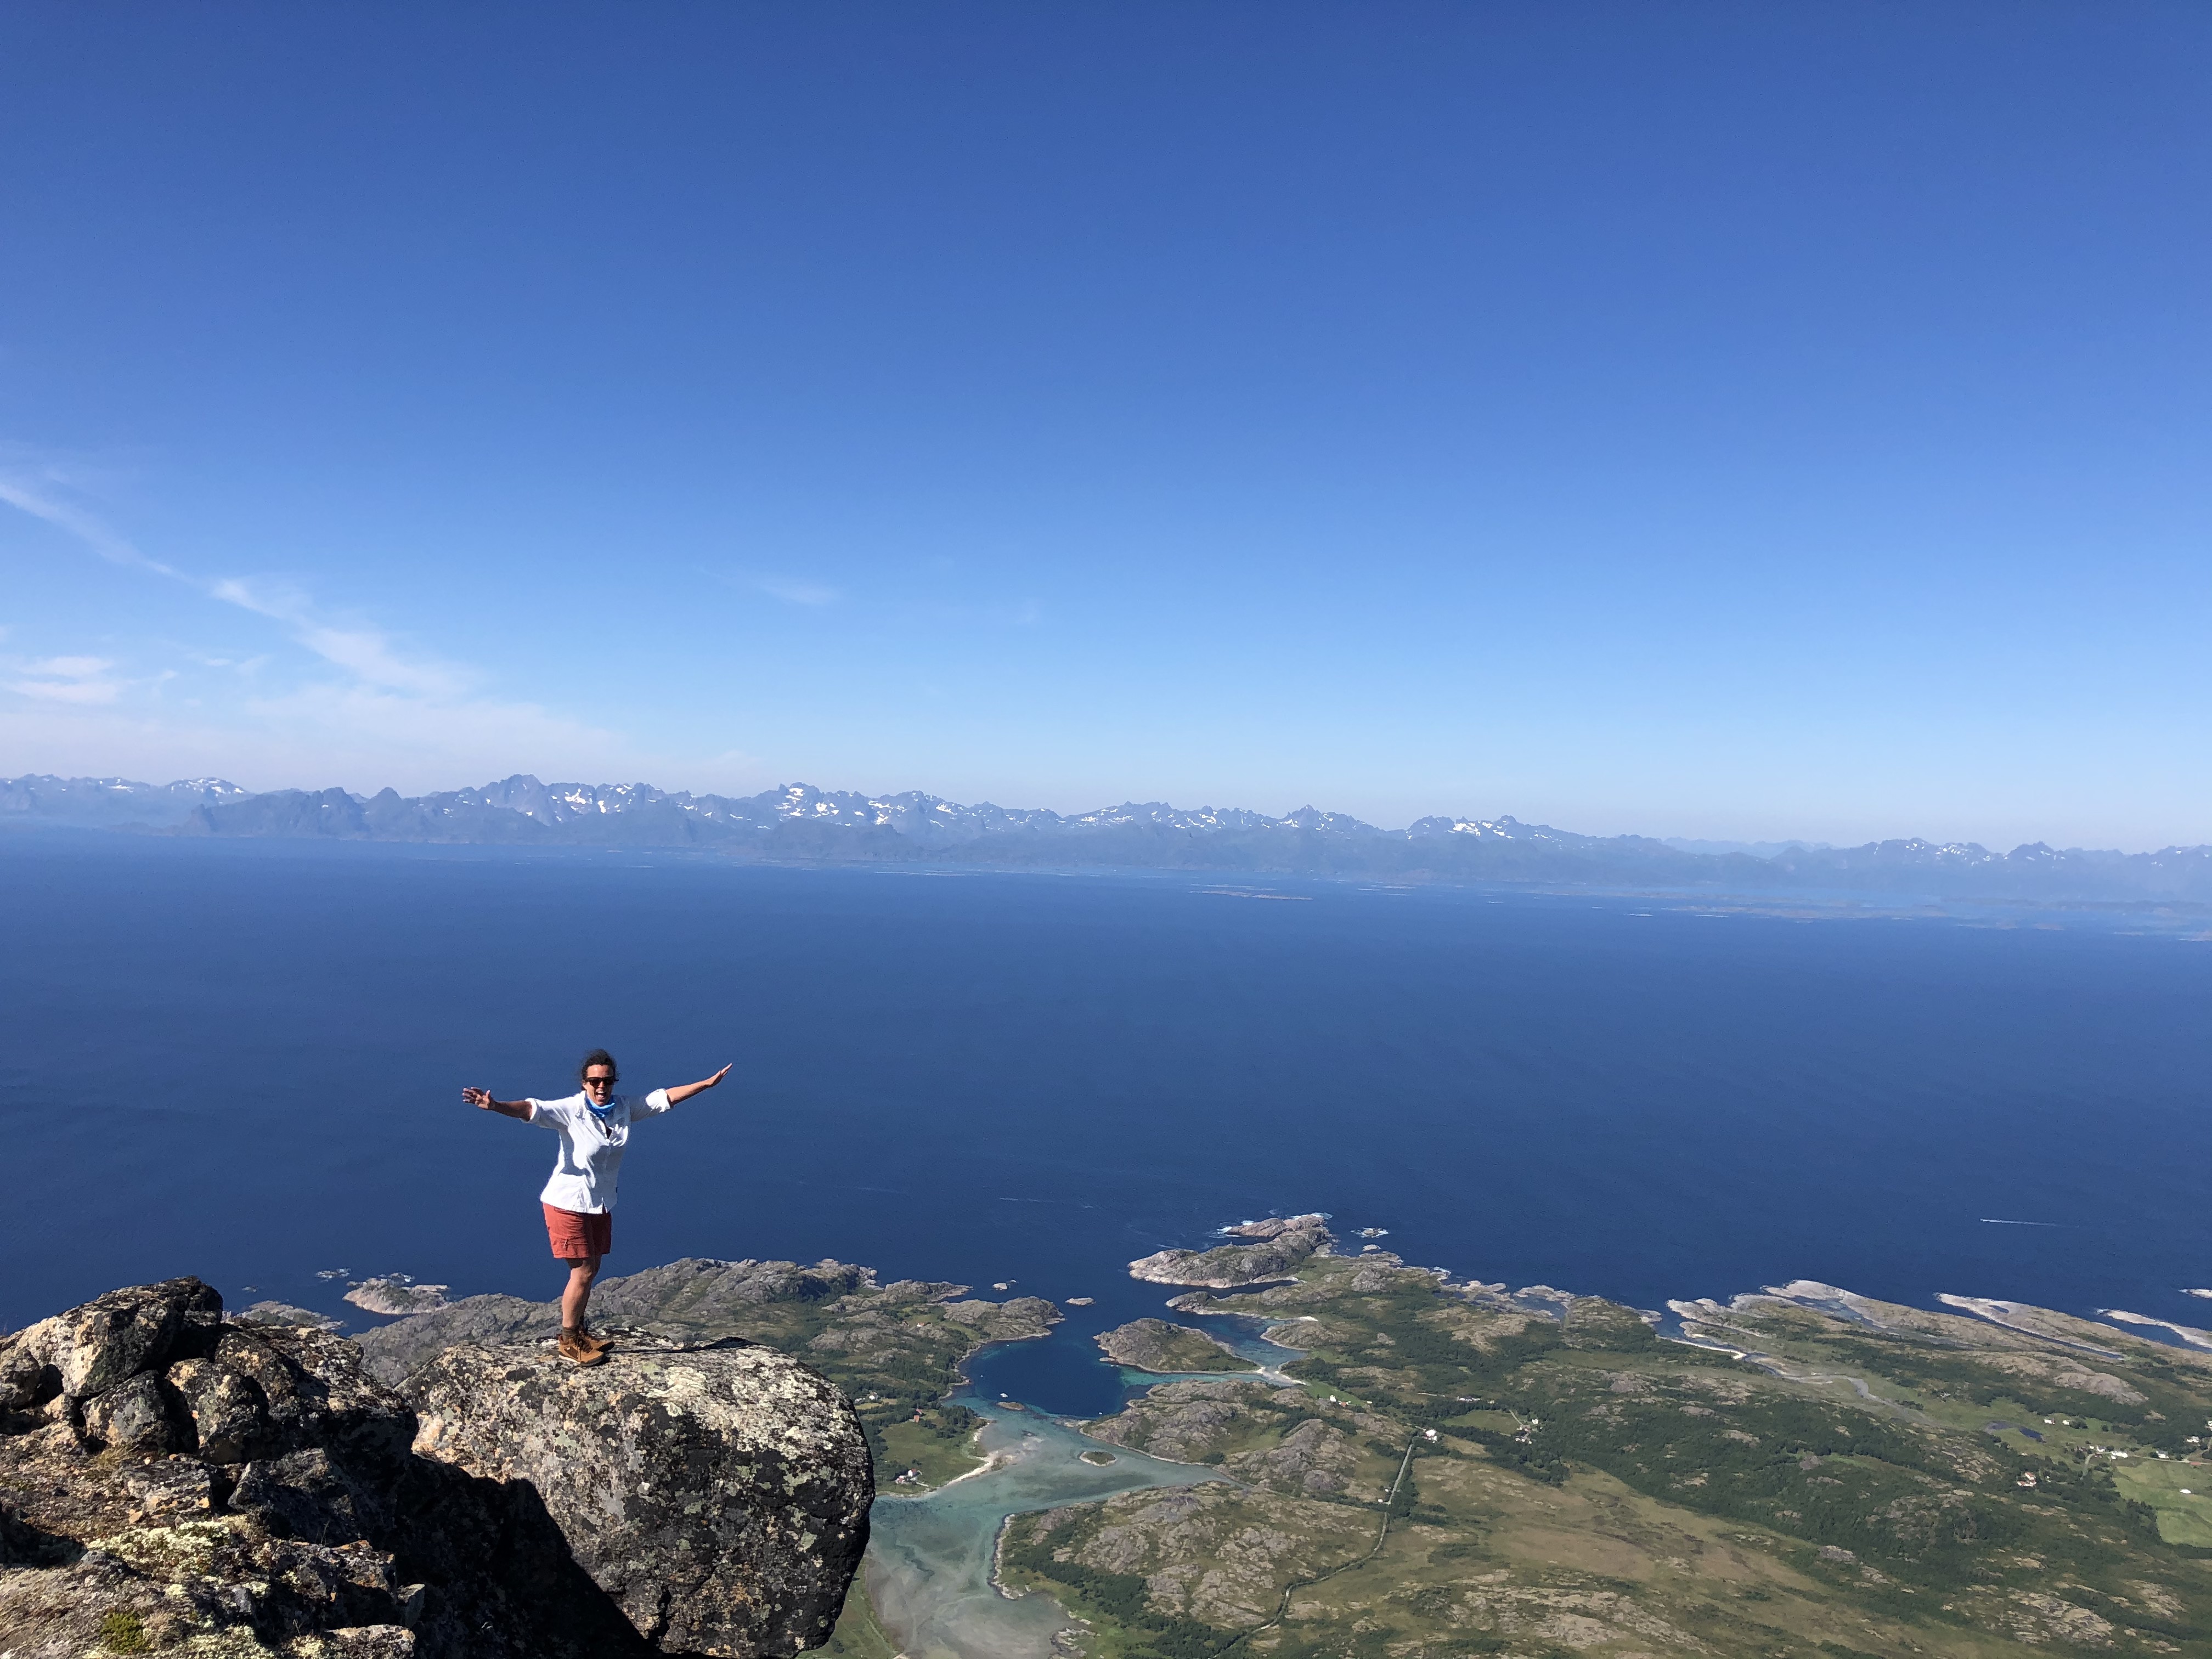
[632,1087,674,1120]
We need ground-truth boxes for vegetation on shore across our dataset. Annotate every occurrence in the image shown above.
[821,1576,902,1659]
[999,1240,2212,1659]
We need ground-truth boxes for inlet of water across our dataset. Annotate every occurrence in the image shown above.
[866,1396,1220,1659]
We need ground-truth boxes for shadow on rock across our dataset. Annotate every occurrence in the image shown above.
[0,1279,871,1658]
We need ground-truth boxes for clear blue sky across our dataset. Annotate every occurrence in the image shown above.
[2,4,2206,849]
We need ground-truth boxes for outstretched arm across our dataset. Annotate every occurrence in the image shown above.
[463,1086,532,1121]
[665,1065,732,1106]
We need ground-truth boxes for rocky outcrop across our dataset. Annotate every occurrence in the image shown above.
[1,1279,225,1406]
[404,1333,871,1656]
[1083,1377,1284,1461]
[1218,1417,1361,1497]
[0,1278,453,1657]
[353,1259,927,1388]
[354,1296,548,1386]
[1127,1216,1333,1288]
[0,1280,871,1658]
[1219,1216,1326,1243]
[236,1301,343,1333]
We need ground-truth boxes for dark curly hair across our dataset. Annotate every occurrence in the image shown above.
[578,1048,619,1081]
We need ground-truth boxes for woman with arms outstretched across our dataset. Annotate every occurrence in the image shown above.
[464,1048,731,1365]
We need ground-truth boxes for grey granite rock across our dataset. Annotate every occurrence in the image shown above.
[0,1277,221,1405]
[1,1282,871,1659]
[235,1299,345,1332]
[352,1294,548,1386]
[168,1355,274,1462]
[230,1446,375,1544]
[404,1330,873,1657]
[118,1454,217,1520]
[78,1369,183,1457]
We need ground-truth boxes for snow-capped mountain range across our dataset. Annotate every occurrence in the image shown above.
[5,771,2209,901]
[0,774,255,828]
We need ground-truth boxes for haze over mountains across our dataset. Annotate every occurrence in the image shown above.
[6,771,2210,902]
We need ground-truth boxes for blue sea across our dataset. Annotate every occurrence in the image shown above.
[5,834,2210,1420]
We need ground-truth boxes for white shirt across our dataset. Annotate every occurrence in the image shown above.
[526,1088,673,1214]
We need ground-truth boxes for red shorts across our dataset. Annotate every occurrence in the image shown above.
[543,1203,612,1261]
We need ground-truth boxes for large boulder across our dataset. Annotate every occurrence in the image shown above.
[404,1333,872,1657]
[0,1290,444,1657]
[0,1277,221,1405]
[0,1283,871,1659]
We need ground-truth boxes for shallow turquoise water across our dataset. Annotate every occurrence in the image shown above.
[867,1398,1218,1659]
[868,1313,1310,1657]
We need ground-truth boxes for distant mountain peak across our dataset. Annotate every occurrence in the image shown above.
[5,771,2207,904]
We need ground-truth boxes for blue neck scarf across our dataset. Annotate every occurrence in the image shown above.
[585,1090,619,1121]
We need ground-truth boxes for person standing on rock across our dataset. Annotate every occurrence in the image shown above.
[463,1049,731,1365]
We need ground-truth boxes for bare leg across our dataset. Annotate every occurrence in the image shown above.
[560,1255,601,1331]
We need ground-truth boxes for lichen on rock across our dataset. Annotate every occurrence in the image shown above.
[0,1279,872,1659]
[404,1330,872,1657]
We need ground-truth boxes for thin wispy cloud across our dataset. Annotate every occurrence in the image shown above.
[210,579,474,699]
[2,655,123,705]
[187,651,271,674]
[235,679,636,773]
[0,453,181,579]
[2,449,478,706]
[751,575,842,607]
[0,455,651,789]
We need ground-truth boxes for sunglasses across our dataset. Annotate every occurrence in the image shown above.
[583,1075,618,1088]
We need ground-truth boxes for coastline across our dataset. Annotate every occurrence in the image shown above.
[889,1440,1019,1498]
[862,1380,1220,1659]
[988,1514,1028,1601]
[883,1316,1062,1495]
[878,1216,2212,1659]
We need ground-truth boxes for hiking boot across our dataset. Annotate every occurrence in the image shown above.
[557,1329,606,1366]
[577,1328,612,1356]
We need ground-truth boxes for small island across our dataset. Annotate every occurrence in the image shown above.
[343,1274,452,1315]
[1095,1317,1258,1374]
[234,1299,341,1331]
[1126,1214,1333,1288]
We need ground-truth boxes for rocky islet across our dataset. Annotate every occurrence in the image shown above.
[1125,1215,1334,1290]
[1091,1319,1256,1376]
